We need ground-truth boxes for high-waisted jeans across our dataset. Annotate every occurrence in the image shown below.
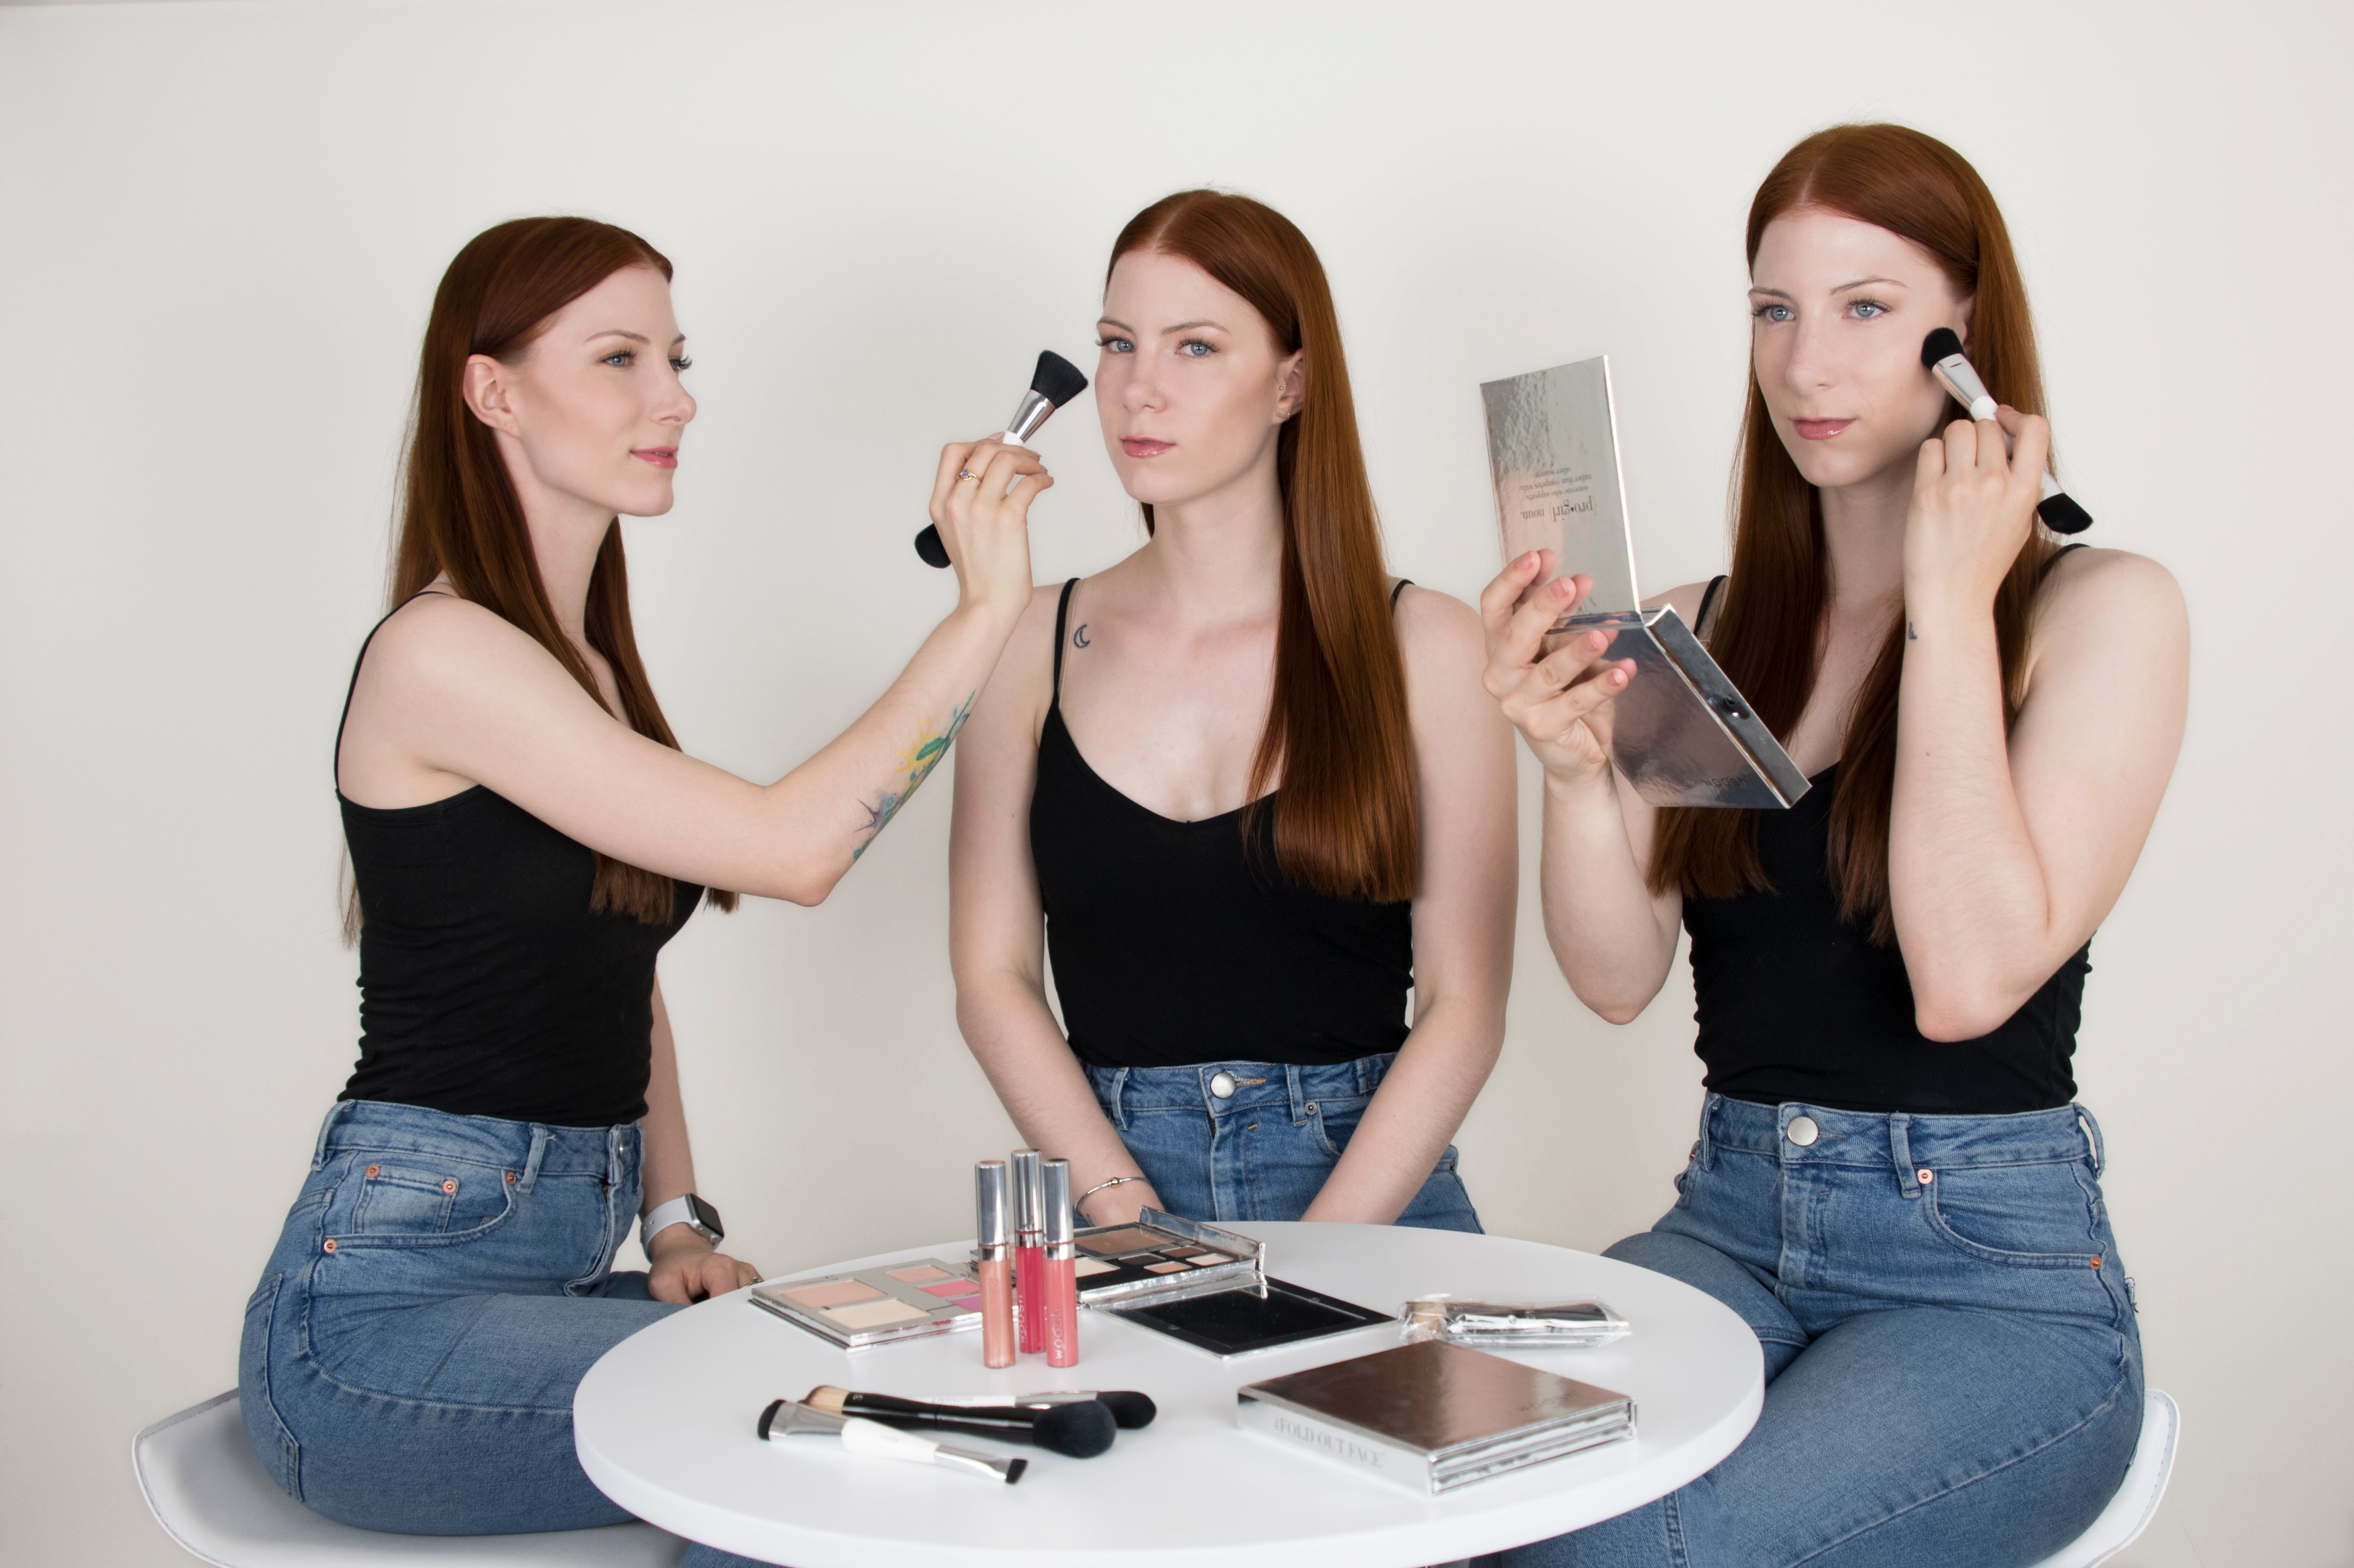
[239,1100,762,1566]
[1084,1052,1483,1231]
[1495,1095,2143,1568]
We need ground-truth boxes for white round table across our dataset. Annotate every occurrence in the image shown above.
[575,1223,1762,1568]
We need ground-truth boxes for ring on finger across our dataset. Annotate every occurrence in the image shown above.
[957,468,981,482]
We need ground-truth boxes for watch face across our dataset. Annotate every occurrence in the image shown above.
[687,1193,724,1240]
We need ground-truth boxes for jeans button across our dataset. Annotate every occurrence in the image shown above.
[1786,1115,1820,1147]
[1209,1072,1237,1099]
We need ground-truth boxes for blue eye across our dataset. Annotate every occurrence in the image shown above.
[1754,303,1794,323]
[670,356,692,373]
[1851,300,1887,319]
[1098,336,1133,354]
[603,350,635,366]
[1178,339,1214,357]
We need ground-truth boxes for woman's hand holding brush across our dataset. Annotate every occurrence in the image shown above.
[924,437,1052,629]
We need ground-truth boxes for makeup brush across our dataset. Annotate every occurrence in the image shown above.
[1919,328,2092,534]
[928,1389,1158,1429]
[915,350,1092,568]
[802,1385,1118,1459]
[757,1399,1027,1483]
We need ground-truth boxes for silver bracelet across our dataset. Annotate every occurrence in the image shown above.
[1075,1175,1145,1218]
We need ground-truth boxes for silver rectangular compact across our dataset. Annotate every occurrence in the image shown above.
[1238,1339,1636,1494]
[1480,355,1809,809]
[1069,1209,1264,1308]
[748,1258,984,1350]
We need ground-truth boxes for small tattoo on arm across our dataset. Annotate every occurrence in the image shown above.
[1907,620,1919,641]
[851,692,976,860]
[1072,623,1090,648]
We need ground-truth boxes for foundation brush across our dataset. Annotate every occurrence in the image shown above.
[915,350,1091,568]
[1920,328,2092,534]
[801,1384,1118,1458]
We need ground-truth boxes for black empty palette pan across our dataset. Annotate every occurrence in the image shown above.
[1098,1277,1391,1357]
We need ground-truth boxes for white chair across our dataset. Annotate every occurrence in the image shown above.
[2026,1388,2181,1568]
[133,1392,688,1567]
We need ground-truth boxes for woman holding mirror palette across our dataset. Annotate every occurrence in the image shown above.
[951,190,1516,1233]
[1476,125,2187,1565]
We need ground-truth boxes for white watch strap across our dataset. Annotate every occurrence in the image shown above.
[642,1194,713,1247]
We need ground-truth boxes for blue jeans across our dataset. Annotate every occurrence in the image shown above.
[240,1100,764,1567]
[1084,1053,1483,1231]
[1496,1095,2142,1568]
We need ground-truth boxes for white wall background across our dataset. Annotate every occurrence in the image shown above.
[1,1,2346,1563]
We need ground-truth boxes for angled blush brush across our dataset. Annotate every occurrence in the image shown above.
[915,350,1092,568]
[1920,328,2092,534]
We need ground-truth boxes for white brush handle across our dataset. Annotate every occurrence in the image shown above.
[838,1416,1011,1481]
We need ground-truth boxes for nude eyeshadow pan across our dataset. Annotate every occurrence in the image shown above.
[750,1257,986,1349]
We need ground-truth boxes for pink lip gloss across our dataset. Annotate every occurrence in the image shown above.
[1012,1149,1045,1355]
[974,1160,1015,1370]
[1042,1159,1079,1368]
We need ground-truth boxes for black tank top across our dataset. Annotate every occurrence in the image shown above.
[334,595,700,1127]
[1030,579,1415,1069]
[1683,548,2089,1114]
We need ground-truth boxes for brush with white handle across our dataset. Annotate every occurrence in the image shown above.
[1920,328,2092,534]
[757,1398,1027,1483]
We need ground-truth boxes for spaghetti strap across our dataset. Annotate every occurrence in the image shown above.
[334,589,455,785]
[1696,574,1728,640]
[2039,542,2088,580]
[1050,577,1080,707]
[1390,577,1412,610]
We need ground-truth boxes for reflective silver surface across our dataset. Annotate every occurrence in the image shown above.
[1481,355,1639,619]
[1564,607,1809,809]
[1004,388,1055,445]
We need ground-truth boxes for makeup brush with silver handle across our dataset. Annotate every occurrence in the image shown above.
[915,350,1092,568]
[1920,328,2091,534]
[756,1399,1026,1483]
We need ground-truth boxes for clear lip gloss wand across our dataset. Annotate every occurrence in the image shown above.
[975,1161,1016,1370]
[1012,1149,1046,1356]
[1043,1159,1080,1369]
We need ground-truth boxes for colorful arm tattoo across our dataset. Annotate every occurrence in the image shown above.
[852,692,976,860]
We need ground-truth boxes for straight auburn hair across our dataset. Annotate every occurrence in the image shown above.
[1648,125,2055,941]
[364,215,735,929]
[1109,191,1417,903]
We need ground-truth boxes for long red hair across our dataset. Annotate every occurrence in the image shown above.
[1109,191,1417,903]
[375,216,735,925]
[1649,125,2055,940]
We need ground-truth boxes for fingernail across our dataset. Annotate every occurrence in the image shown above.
[1613,670,1627,686]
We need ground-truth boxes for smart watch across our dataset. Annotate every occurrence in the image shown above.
[641,1193,724,1248]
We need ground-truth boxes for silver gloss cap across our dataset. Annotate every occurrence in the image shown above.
[1012,1149,1043,1233]
[1042,1159,1075,1246]
[975,1160,1009,1248]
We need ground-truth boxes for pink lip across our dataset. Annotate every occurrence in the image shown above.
[1792,419,1853,441]
[632,447,678,469]
[1120,437,1173,458]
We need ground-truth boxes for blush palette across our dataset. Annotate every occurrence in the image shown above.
[750,1259,986,1349]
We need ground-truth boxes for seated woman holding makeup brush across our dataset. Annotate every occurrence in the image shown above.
[1478,124,2185,1566]
[950,190,1516,1233]
[239,216,1047,1564]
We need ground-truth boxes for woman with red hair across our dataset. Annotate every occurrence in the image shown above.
[1481,125,2186,1564]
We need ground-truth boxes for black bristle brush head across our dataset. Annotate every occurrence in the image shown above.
[1031,1399,1118,1458]
[1031,350,1090,407]
[1091,1390,1156,1430]
[1920,328,1965,368]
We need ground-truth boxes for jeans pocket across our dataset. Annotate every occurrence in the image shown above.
[1921,1161,2105,1270]
[237,1272,301,1498]
[333,1152,517,1248]
[1306,1095,1371,1160]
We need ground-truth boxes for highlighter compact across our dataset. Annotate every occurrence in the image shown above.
[750,1259,985,1350]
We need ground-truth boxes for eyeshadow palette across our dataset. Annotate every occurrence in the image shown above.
[1068,1212,1265,1308]
[1097,1277,1391,1357]
[749,1259,985,1350]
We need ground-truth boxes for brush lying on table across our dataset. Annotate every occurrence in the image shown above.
[801,1384,1117,1458]
[928,1388,1157,1429]
[757,1398,1026,1483]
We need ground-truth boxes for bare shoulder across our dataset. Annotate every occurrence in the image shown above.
[1393,581,1484,676]
[969,580,1068,725]
[353,590,549,701]
[1644,578,1720,631]
[2035,547,2186,646]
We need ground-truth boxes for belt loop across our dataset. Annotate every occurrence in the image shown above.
[1286,1065,1309,1122]
[1889,1113,1922,1198]
[517,1126,551,1192]
[607,1127,627,1188]
[2075,1106,2104,1174]
[1694,1096,1717,1172]
[311,1101,351,1169]
[1103,1067,1129,1131]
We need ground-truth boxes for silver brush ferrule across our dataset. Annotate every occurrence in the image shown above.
[1003,388,1056,446]
[1929,353,1998,422]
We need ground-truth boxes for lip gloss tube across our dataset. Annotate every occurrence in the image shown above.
[1042,1158,1079,1368]
[974,1160,1016,1370]
[1012,1149,1045,1355]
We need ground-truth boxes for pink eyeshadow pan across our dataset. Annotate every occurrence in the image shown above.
[889,1265,952,1284]
[920,1278,976,1298]
[782,1279,886,1309]
[1144,1261,1190,1274]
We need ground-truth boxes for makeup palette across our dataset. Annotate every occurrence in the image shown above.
[1067,1212,1264,1308]
[750,1259,986,1350]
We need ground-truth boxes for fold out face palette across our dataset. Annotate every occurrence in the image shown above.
[1070,1213,1263,1307]
[750,1259,985,1349]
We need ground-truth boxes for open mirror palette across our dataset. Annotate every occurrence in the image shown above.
[750,1259,985,1350]
[1070,1211,1263,1307]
